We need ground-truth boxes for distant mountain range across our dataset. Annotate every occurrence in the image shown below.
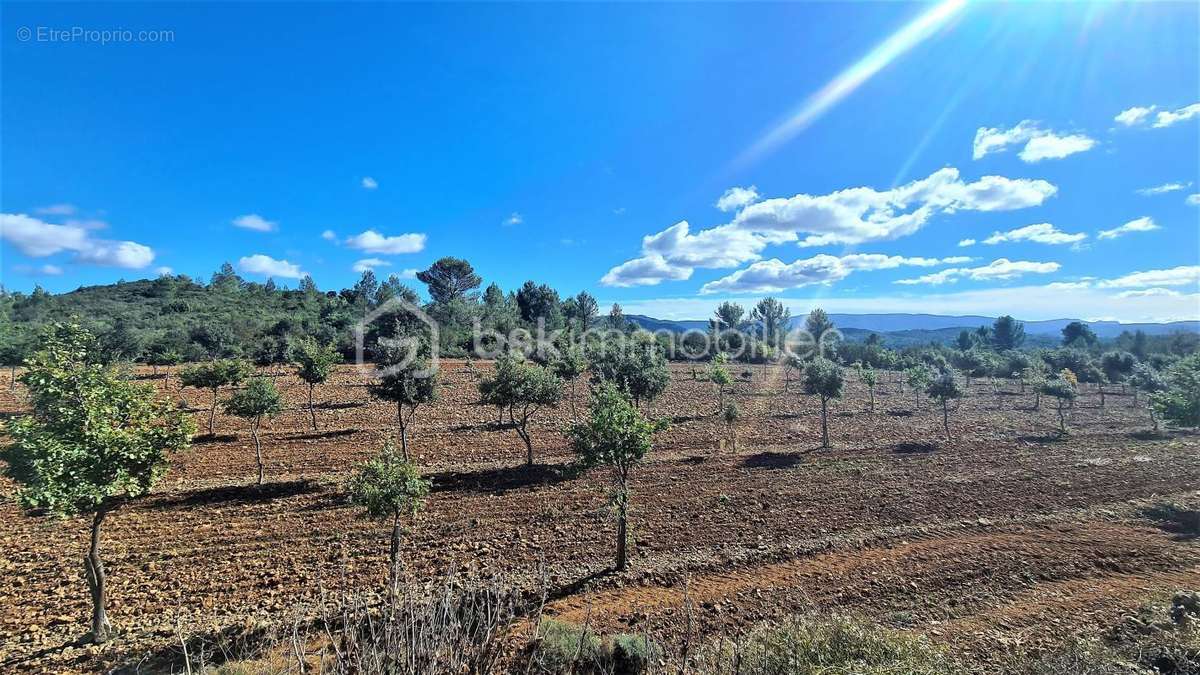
[625,313,1200,344]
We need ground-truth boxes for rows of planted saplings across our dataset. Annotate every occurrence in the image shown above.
[3,316,1199,650]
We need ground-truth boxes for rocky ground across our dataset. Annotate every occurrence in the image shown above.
[0,362,1197,673]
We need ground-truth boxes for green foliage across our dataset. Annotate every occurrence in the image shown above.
[570,382,659,473]
[751,297,791,348]
[1129,362,1166,395]
[585,337,670,406]
[294,337,340,385]
[535,619,603,671]
[1150,353,1200,428]
[699,615,953,675]
[416,257,482,305]
[550,344,587,382]
[481,354,562,463]
[990,315,1026,351]
[347,440,431,521]
[1061,320,1098,349]
[722,402,739,427]
[1100,350,1137,383]
[1041,378,1078,402]
[179,359,252,391]
[222,377,283,420]
[905,364,933,392]
[926,369,964,403]
[3,322,194,516]
[804,357,844,401]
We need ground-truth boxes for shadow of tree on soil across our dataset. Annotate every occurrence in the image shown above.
[430,463,578,495]
[892,442,937,455]
[742,451,804,470]
[1142,503,1200,541]
[151,479,324,509]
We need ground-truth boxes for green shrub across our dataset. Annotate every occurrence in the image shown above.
[611,633,662,674]
[535,619,603,672]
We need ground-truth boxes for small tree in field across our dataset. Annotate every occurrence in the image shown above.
[569,382,663,572]
[480,355,562,465]
[550,344,587,419]
[1020,364,1048,409]
[3,322,193,642]
[708,355,733,415]
[1150,353,1200,430]
[348,440,431,586]
[856,362,878,412]
[179,359,252,435]
[369,360,439,462]
[1041,377,1078,435]
[905,365,933,411]
[926,369,964,440]
[722,401,739,450]
[1129,363,1167,430]
[803,357,844,448]
[294,337,341,430]
[223,377,283,485]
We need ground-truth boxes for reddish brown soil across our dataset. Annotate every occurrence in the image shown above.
[0,362,1197,673]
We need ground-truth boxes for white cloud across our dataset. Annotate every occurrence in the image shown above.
[232,214,277,232]
[156,266,174,276]
[715,186,760,212]
[321,229,337,241]
[1098,265,1199,289]
[352,257,390,273]
[34,203,78,216]
[958,238,976,247]
[973,121,1096,162]
[1096,216,1159,240]
[1115,288,1181,299]
[601,168,1056,287]
[894,258,1060,285]
[1115,105,1155,126]
[1136,182,1191,196]
[1187,194,1200,206]
[600,255,692,287]
[0,212,155,269]
[361,176,378,190]
[700,253,970,294]
[1153,103,1200,128]
[37,264,63,275]
[979,222,1086,246]
[399,268,419,280]
[238,254,304,279]
[344,229,426,254]
[503,212,523,226]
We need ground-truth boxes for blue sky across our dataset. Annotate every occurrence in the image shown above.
[2,1,1198,322]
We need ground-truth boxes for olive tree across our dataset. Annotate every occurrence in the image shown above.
[347,440,431,586]
[179,359,252,435]
[722,401,739,450]
[550,344,587,419]
[856,362,878,412]
[223,377,283,485]
[1150,353,1200,430]
[368,359,439,462]
[926,369,964,440]
[803,357,844,448]
[585,337,670,409]
[3,322,194,642]
[1129,363,1167,431]
[294,336,341,430]
[708,355,733,415]
[569,382,663,572]
[905,365,933,411]
[480,355,562,465]
[1041,377,1078,435]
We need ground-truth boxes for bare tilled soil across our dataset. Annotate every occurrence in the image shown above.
[1,362,1197,673]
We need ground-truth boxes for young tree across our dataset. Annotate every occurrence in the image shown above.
[179,359,252,435]
[1021,363,1048,409]
[585,338,670,409]
[0,331,29,389]
[294,336,341,430]
[479,355,562,465]
[856,362,878,412]
[926,369,964,440]
[369,359,439,462]
[146,343,183,388]
[3,322,194,642]
[223,377,284,485]
[1129,363,1166,431]
[569,382,662,572]
[708,355,733,415]
[1041,377,1078,435]
[905,365,933,411]
[550,344,587,418]
[347,441,431,587]
[1150,353,1200,430]
[803,357,844,448]
[722,401,739,450]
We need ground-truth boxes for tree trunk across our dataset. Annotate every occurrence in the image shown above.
[1057,402,1066,434]
[9,365,15,389]
[615,487,628,572]
[253,417,265,485]
[208,388,218,435]
[518,422,534,466]
[396,402,409,462]
[84,508,113,643]
[308,383,318,431]
[942,399,950,440]
[570,378,578,420]
[820,397,829,448]
[389,512,402,590]
[868,387,875,412]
